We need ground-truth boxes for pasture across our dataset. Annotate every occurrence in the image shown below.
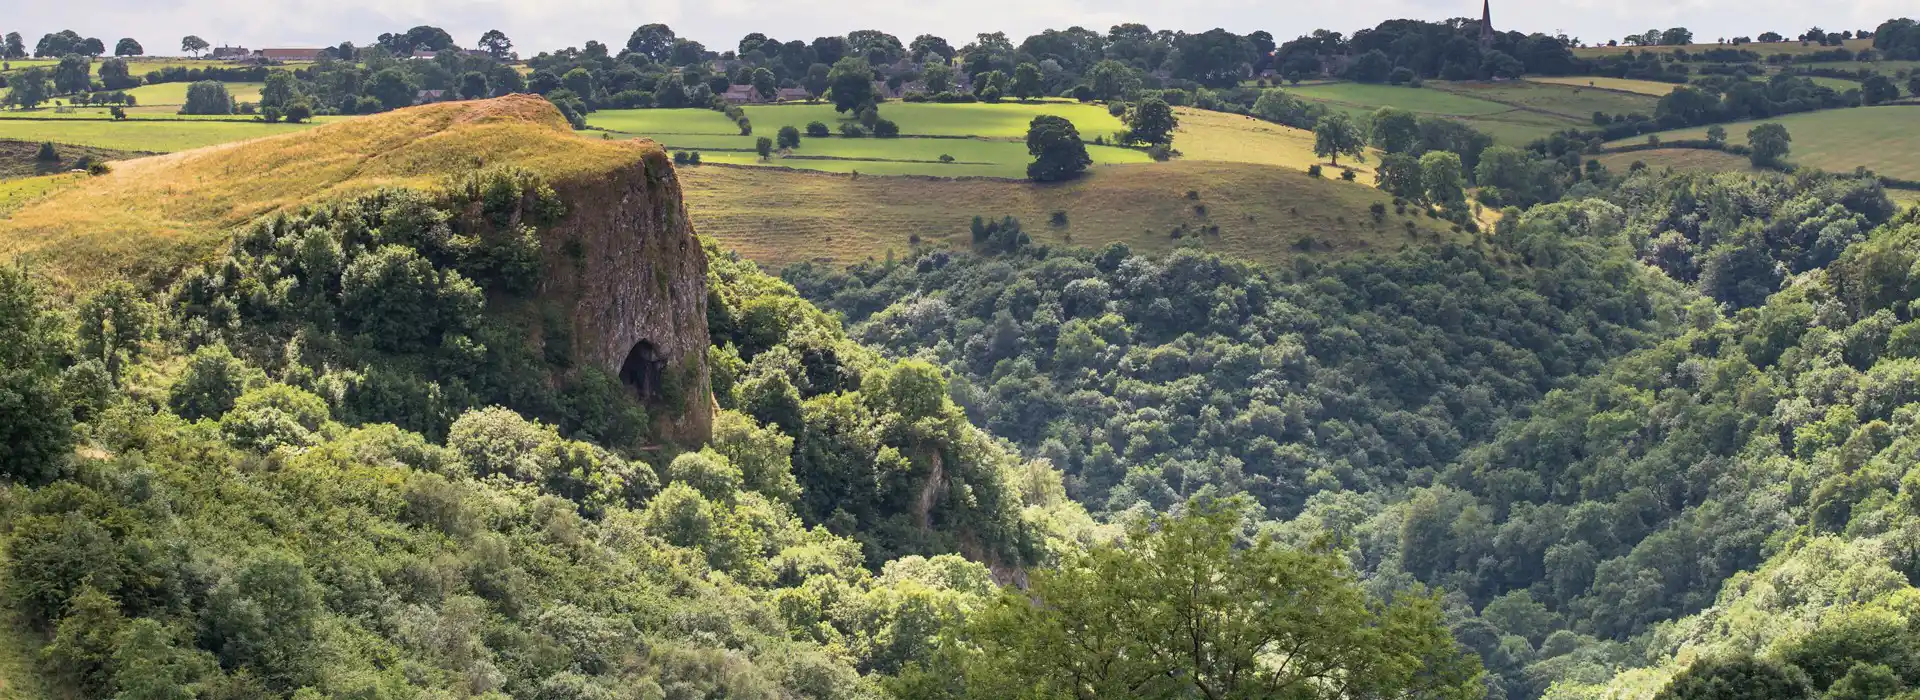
[1525,76,1681,96]
[1571,38,1874,58]
[1277,81,1596,144]
[678,159,1453,268]
[1608,107,1920,181]
[1436,81,1657,118]
[1283,83,1514,116]
[125,81,267,106]
[0,119,316,153]
[1594,148,1758,176]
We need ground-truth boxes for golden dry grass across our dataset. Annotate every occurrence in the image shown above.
[1595,148,1760,176]
[678,159,1455,268]
[0,95,658,284]
[1525,76,1680,97]
[1171,107,1380,178]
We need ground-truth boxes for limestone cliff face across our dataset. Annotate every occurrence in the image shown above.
[540,147,712,445]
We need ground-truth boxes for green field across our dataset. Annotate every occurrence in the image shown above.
[0,107,334,122]
[0,119,316,152]
[1572,38,1874,58]
[1608,107,1920,180]
[1277,82,1591,144]
[1283,83,1514,115]
[1594,148,1759,176]
[1808,76,1863,91]
[0,173,87,217]
[1526,76,1683,96]
[1437,81,1657,118]
[592,102,1127,140]
[125,81,267,106]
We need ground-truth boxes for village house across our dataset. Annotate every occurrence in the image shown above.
[721,84,760,104]
[211,45,251,59]
[416,89,447,103]
[774,87,812,102]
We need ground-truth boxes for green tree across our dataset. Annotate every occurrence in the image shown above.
[974,69,1008,102]
[959,502,1484,699]
[111,619,211,700]
[1706,124,1728,145]
[923,61,953,93]
[168,344,256,421]
[1348,49,1393,83]
[52,55,90,95]
[1126,97,1177,146]
[756,136,773,160]
[1748,122,1791,167]
[1313,112,1365,166]
[826,56,877,113]
[458,71,490,100]
[776,125,801,149]
[804,62,831,99]
[1370,106,1421,154]
[113,38,142,56]
[1375,152,1427,201]
[1010,62,1043,100]
[1084,60,1141,101]
[284,101,312,123]
[364,67,418,111]
[478,29,513,60]
[180,80,231,115]
[1025,114,1093,182]
[1652,656,1810,700]
[1859,75,1900,105]
[751,67,777,100]
[97,57,135,89]
[4,33,26,59]
[4,68,52,108]
[0,266,72,487]
[1420,150,1466,205]
[180,35,208,57]
[259,70,295,109]
[624,23,676,62]
[39,586,126,695]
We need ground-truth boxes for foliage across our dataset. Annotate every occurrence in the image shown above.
[1124,97,1177,147]
[1024,115,1092,182]
[949,501,1485,699]
[1313,112,1365,166]
[180,80,231,115]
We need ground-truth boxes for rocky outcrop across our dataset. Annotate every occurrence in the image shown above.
[541,147,712,445]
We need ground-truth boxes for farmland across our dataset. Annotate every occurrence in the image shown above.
[1594,148,1758,176]
[1607,107,1920,181]
[1277,81,1612,144]
[1524,76,1682,96]
[1570,38,1875,58]
[124,80,267,107]
[0,119,317,152]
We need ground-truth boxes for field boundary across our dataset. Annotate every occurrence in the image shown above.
[1597,141,1920,191]
[694,160,1029,184]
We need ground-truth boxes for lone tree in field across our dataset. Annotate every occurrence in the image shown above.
[1313,112,1365,166]
[1747,123,1791,168]
[181,80,232,115]
[113,38,142,56]
[1705,125,1727,145]
[1026,115,1093,182]
[776,125,801,149]
[826,56,876,114]
[755,137,773,161]
[1127,98,1177,146]
[181,35,209,58]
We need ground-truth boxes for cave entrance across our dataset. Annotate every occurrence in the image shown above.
[620,340,666,402]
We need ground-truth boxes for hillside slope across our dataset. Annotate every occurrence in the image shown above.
[0,95,652,284]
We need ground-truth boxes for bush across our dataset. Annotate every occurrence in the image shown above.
[1369,202,1388,222]
[776,125,801,149]
[34,142,58,162]
[872,119,900,137]
[169,344,256,421]
[1340,169,1357,181]
[1307,164,1324,178]
[689,152,702,165]
[839,123,868,138]
[1050,211,1069,227]
[1147,144,1172,162]
[1108,102,1128,117]
[673,151,689,165]
[108,106,125,120]
[737,117,752,136]
[284,102,312,123]
[805,121,831,137]
[938,154,954,163]
[180,80,232,115]
[86,162,110,176]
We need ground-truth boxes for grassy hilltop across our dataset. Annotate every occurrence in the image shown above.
[0,95,659,283]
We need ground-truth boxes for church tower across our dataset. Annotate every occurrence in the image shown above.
[1479,0,1496,50]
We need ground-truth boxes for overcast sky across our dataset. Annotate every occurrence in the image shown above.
[7,0,1910,56]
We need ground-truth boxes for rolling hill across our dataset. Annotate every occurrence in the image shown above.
[1605,106,1920,182]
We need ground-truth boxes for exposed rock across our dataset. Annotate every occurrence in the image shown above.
[541,147,713,445]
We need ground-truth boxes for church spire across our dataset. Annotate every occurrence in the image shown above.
[1479,0,1495,49]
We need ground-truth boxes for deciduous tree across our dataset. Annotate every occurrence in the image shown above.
[113,38,142,56]
[1313,112,1365,165]
[180,35,208,57]
[1025,115,1092,182]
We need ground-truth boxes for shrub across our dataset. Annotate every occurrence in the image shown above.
[169,344,257,421]
[86,162,110,176]
[673,151,689,165]
[1147,144,1172,161]
[839,123,868,138]
[805,121,831,137]
[108,106,125,120]
[35,142,57,162]
[689,152,702,165]
[1108,102,1128,117]
[1307,164,1324,178]
[180,80,232,115]
[1050,211,1069,227]
[776,125,801,149]
[261,106,283,123]
[737,117,752,136]
[872,119,900,137]
[1370,203,1388,222]
[1340,169,1357,181]
[938,154,955,163]
[284,102,312,123]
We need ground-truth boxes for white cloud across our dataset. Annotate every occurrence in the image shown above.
[5,0,1907,55]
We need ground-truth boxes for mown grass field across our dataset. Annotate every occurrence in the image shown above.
[1594,148,1759,176]
[1436,81,1657,118]
[1525,76,1683,96]
[1171,107,1378,175]
[1608,107,1920,180]
[0,119,316,152]
[125,80,267,106]
[1571,38,1874,58]
[679,160,1454,268]
[1278,81,1596,144]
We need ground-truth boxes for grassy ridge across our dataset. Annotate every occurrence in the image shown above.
[0,95,659,283]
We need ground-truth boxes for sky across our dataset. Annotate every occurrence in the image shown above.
[6,0,1910,57]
